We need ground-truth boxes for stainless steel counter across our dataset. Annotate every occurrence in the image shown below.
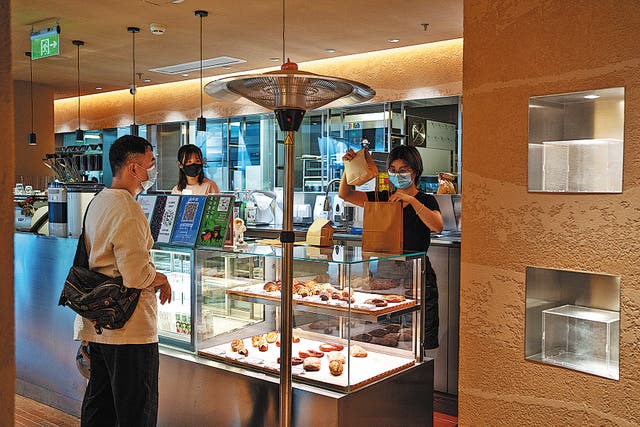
[14,232,435,425]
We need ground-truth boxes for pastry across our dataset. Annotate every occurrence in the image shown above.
[307,349,324,358]
[231,339,245,352]
[381,294,406,303]
[399,328,412,341]
[371,335,399,347]
[329,359,344,376]
[251,335,266,347]
[350,345,368,357]
[277,356,305,366]
[298,350,311,359]
[384,324,402,333]
[327,351,346,364]
[238,348,249,357]
[263,281,278,292]
[258,344,268,352]
[364,298,388,307]
[352,333,372,343]
[319,343,344,352]
[341,287,354,298]
[292,335,300,343]
[319,290,330,301]
[369,328,387,337]
[303,357,321,371]
[266,331,279,343]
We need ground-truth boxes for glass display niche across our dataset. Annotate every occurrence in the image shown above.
[528,87,624,193]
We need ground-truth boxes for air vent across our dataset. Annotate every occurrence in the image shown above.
[149,56,246,75]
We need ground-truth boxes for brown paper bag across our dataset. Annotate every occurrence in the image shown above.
[344,149,379,186]
[362,201,403,253]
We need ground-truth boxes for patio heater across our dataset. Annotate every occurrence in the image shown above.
[205,58,374,426]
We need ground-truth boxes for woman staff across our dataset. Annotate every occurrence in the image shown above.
[171,144,220,195]
[339,145,443,349]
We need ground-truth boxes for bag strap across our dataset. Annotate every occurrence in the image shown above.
[72,192,101,268]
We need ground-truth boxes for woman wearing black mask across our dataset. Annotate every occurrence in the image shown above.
[171,144,220,195]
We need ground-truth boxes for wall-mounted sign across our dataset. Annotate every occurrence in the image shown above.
[30,26,60,60]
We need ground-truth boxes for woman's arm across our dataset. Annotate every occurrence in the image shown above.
[338,172,368,207]
[389,192,443,233]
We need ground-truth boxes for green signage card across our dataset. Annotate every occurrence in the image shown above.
[30,28,60,60]
[196,195,234,247]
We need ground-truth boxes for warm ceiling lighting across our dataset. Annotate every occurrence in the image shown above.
[270,57,281,62]
[325,48,336,53]
[143,78,151,83]
[387,38,400,43]
[584,94,600,99]
[181,73,189,77]
[195,10,208,132]
[73,39,85,142]
[95,86,102,90]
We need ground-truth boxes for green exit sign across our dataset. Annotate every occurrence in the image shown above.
[30,26,60,60]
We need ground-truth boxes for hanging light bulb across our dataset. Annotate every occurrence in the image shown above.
[204,1,374,426]
[25,51,36,145]
[72,40,85,142]
[195,10,208,132]
[128,27,140,136]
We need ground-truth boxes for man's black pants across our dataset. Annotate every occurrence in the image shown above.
[81,342,159,427]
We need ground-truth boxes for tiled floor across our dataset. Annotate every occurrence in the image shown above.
[16,394,457,426]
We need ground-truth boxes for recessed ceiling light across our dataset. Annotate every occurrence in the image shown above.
[170,0,184,3]
[143,79,151,83]
[270,57,281,62]
[584,94,600,99]
[95,87,102,90]
[222,66,231,70]
[325,48,336,53]
[181,73,189,77]
[387,38,400,43]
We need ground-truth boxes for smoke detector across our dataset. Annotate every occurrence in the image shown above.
[149,23,167,35]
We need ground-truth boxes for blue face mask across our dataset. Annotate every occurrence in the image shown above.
[389,172,413,189]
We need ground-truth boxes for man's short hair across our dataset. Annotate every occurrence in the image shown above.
[109,135,152,176]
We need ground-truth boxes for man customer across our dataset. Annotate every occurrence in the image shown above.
[74,134,172,426]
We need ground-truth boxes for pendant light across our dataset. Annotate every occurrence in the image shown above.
[128,26,140,136]
[72,40,85,142]
[195,10,208,132]
[204,2,374,426]
[25,51,36,145]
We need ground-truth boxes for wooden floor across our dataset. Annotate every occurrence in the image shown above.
[16,394,458,426]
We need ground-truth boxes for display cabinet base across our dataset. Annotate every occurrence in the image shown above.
[159,349,434,427]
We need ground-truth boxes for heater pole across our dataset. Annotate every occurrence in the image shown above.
[279,129,296,427]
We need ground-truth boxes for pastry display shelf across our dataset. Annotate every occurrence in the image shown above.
[225,283,419,322]
[198,332,415,393]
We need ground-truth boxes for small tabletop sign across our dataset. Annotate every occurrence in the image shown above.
[196,195,234,248]
[153,195,181,243]
[136,194,157,223]
[170,196,207,246]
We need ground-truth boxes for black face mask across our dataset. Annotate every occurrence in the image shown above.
[182,164,203,177]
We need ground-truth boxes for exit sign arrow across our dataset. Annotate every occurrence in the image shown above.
[30,26,61,60]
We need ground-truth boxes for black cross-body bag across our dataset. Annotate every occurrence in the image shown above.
[58,196,141,334]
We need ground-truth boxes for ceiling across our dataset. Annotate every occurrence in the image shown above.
[11,0,463,100]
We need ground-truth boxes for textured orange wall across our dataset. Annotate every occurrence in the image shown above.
[13,81,55,187]
[0,0,15,424]
[54,39,463,131]
[460,1,640,425]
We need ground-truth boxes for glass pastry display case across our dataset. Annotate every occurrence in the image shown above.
[194,243,426,393]
[151,245,195,350]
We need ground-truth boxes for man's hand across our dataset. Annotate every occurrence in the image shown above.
[152,272,172,304]
[157,282,172,305]
[342,148,356,161]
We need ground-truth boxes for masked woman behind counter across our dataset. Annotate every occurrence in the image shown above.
[171,144,220,195]
[339,145,443,349]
